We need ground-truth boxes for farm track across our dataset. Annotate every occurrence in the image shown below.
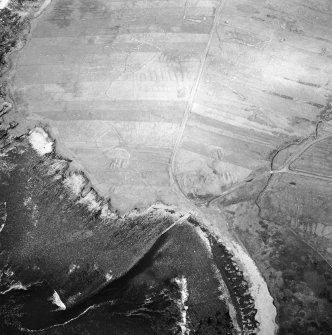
[169,0,227,199]
[271,133,332,181]
[208,131,332,207]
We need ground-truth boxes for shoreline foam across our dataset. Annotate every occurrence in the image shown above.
[221,238,278,335]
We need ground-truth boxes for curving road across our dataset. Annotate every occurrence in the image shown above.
[169,0,227,198]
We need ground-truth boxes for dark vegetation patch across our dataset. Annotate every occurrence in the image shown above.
[238,221,332,335]
[222,190,332,335]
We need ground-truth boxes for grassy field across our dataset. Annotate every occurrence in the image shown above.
[13,0,218,211]
[12,0,332,211]
[290,136,332,178]
[173,0,332,200]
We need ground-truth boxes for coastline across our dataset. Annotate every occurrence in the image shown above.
[29,127,278,333]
